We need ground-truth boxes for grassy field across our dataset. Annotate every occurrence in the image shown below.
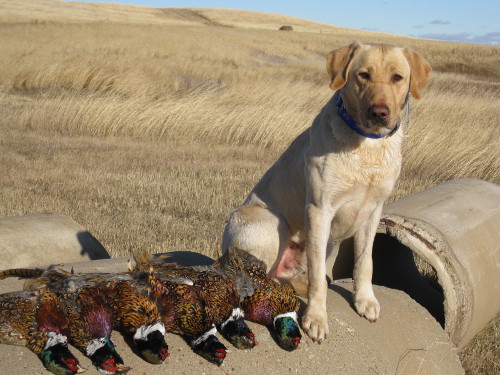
[0,1,498,373]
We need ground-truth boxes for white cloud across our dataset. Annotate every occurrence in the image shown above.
[429,19,451,25]
[418,31,500,45]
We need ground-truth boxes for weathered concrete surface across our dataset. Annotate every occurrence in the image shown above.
[0,256,464,375]
[0,213,110,269]
[378,179,500,349]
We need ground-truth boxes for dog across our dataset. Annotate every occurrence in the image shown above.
[222,41,431,343]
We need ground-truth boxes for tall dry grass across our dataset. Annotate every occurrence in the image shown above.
[1,21,498,186]
[0,2,499,374]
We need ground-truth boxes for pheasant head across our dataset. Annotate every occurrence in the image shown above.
[39,335,86,375]
[273,312,301,351]
[86,337,131,374]
[133,323,169,364]
[219,307,256,349]
[190,326,227,366]
[243,283,301,351]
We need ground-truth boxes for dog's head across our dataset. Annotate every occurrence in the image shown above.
[326,41,431,136]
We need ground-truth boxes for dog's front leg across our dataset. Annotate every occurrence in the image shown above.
[302,203,332,343]
[352,203,383,322]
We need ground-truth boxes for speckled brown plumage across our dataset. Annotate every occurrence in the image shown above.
[137,263,232,322]
[215,247,300,321]
[2,267,166,367]
[21,269,161,339]
[0,288,69,354]
[214,247,302,351]
[134,257,256,349]
[98,277,160,337]
[147,274,211,337]
[0,288,84,374]
[144,271,227,366]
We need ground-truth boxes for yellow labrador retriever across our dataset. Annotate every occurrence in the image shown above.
[222,41,431,343]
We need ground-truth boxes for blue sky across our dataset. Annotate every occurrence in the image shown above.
[71,0,499,45]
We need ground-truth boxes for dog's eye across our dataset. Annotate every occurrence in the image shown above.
[358,72,370,80]
[392,74,403,83]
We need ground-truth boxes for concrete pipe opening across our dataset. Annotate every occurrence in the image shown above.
[332,179,500,349]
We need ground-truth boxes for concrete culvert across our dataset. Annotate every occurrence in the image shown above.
[0,213,110,268]
[333,178,500,349]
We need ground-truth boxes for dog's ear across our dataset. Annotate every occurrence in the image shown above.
[326,41,362,91]
[403,48,432,99]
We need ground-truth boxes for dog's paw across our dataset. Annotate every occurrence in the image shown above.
[353,290,380,322]
[301,307,329,343]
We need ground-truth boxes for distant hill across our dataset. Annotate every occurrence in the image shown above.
[0,0,396,39]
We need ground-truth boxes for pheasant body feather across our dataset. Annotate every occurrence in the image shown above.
[136,260,255,350]
[145,272,227,366]
[0,288,85,374]
[215,247,302,351]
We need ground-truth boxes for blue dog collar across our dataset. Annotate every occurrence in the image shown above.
[336,90,400,139]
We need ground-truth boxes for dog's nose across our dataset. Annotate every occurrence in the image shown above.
[368,104,390,121]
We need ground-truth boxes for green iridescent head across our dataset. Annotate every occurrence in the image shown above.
[39,342,84,375]
[273,312,301,351]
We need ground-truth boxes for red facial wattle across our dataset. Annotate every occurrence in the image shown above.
[63,358,79,372]
[293,336,301,348]
[215,348,226,359]
[159,347,169,361]
[247,332,256,346]
[102,359,118,373]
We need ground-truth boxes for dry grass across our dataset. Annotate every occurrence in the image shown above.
[0,1,498,373]
[459,313,499,375]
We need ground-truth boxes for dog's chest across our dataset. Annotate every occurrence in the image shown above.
[329,189,382,240]
[310,139,400,196]
[313,143,400,240]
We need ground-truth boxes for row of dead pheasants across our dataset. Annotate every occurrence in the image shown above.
[0,247,301,374]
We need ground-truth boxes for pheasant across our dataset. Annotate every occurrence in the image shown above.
[92,275,168,366]
[134,255,256,350]
[1,267,168,367]
[214,247,302,351]
[143,270,228,366]
[0,288,86,375]
[45,278,131,374]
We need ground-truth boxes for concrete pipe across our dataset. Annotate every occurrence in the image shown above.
[332,178,500,349]
[0,213,110,269]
